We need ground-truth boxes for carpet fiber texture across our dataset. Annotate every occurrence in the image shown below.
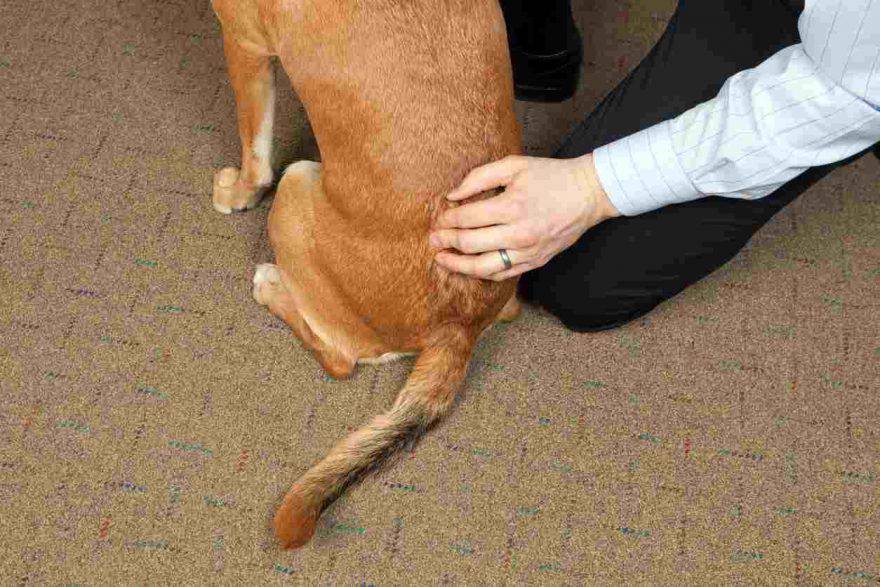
[2,0,879,584]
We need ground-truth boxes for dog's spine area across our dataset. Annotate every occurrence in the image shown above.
[274,329,473,548]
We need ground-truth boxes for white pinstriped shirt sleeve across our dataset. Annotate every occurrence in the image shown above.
[592,0,880,217]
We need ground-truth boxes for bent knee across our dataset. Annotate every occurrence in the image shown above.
[522,277,663,333]
[274,160,322,205]
[283,160,322,178]
[554,305,652,332]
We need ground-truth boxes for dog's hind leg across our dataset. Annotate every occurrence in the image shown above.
[253,264,357,380]
[212,28,275,214]
[496,294,521,323]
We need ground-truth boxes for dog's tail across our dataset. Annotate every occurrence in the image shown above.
[273,327,473,549]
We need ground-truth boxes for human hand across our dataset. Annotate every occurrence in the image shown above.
[429,154,619,281]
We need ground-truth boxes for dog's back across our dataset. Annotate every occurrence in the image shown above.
[273,0,521,345]
[214,0,521,548]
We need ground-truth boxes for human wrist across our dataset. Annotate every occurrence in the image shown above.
[573,153,619,224]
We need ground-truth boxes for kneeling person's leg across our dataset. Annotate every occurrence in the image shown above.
[519,0,860,331]
[527,164,855,332]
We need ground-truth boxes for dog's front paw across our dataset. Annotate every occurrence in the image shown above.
[252,263,282,305]
[212,167,268,214]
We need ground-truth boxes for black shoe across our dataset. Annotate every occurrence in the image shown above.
[501,0,583,103]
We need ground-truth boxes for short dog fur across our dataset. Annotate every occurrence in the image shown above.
[210,0,522,549]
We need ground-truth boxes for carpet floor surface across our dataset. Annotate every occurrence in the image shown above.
[1,0,879,584]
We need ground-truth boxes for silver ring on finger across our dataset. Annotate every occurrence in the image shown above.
[498,248,513,270]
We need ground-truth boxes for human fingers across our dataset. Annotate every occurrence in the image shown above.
[434,247,526,279]
[435,193,519,229]
[430,223,535,254]
[447,155,528,202]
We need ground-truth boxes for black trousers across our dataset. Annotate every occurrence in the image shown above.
[518,0,877,332]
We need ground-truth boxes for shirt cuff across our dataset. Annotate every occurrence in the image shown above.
[592,120,703,216]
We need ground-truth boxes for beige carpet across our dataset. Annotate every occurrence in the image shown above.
[2,0,879,583]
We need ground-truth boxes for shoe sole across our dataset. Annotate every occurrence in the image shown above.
[512,36,583,103]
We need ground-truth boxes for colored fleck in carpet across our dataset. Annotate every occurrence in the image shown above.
[1,0,878,584]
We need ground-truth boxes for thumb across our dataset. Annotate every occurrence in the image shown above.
[448,155,528,201]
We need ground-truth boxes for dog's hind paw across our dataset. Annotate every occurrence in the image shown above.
[253,263,282,305]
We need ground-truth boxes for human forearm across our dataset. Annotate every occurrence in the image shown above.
[593,0,880,217]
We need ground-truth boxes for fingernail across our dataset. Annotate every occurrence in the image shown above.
[429,234,441,248]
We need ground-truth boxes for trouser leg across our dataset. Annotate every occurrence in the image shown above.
[518,0,872,332]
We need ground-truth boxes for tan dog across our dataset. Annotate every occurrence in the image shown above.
[210,0,522,549]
